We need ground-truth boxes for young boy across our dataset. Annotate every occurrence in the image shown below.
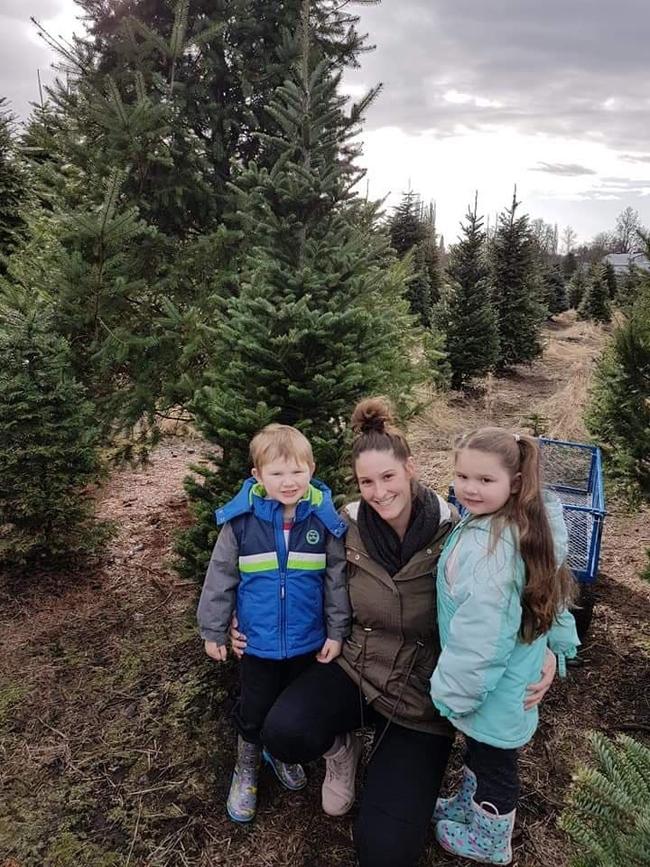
[197,423,350,823]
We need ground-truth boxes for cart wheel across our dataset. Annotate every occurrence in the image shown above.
[571,582,596,644]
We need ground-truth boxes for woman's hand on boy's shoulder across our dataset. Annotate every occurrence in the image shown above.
[229,613,247,659]
[204,640,227,662]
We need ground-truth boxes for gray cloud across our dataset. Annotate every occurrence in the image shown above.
[348,0,650,152]
[0,1,68,120]
[533,162,597,176]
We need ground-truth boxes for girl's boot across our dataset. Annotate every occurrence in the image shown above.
[433,764,477,823]
[262,749,307,791]
[435,799,516,865]
[226,736,261,823]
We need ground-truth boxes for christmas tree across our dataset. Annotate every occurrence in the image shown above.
[544,263,569,315]
[559,732,650,866]
[586,282,649,500]
[604,261,618,298]
[179,1,419,577]
[578,264,611,323]
[0,99,27,273]
[435,196,499,389]
[568,266,588,310]
[389,190,436,325]
[490,190,544,367]
[0,301,107,571]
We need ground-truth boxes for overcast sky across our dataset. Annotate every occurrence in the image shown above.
[2,0,650,245]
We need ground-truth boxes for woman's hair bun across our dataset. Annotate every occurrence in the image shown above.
[351,397,395,435]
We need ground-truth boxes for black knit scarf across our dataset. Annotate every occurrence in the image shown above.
[357,481,442,577]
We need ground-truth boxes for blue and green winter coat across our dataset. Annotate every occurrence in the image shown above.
[197,478,350,660]
[430,493,580,749]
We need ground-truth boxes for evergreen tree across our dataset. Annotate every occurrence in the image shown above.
[389,189,427,256]
[421,201,444,306]
[389,191,437,326]
[544,263,569,315]
[0,301,107,571]
[490,190,544,367]
[563,249,578,280]
[39,0,373,234]
[616,264,645,310]
[0,99,27,273]
[604,261,618,298]
[435,197,499,389]
[178,1,419,577]
[559,732,650,866]
[578,264,611,323]
[568,266,588,309]
[586,283,650,500]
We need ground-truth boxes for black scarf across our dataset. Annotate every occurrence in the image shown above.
[357,481,442,577]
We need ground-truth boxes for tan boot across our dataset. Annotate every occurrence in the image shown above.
[321,733,362,816]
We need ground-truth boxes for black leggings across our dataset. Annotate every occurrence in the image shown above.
[465,736,520,813]
[262,661,453,867]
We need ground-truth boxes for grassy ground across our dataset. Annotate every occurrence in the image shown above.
[1,312,648,867]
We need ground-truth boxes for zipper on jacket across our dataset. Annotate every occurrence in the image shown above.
[274,505,289,659]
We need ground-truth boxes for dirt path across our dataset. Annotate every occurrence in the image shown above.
[1,314,648,867]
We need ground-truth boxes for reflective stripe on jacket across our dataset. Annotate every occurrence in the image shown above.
[197,477,349,659]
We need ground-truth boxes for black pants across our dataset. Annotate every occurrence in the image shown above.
[465,736,519,813]
[234,651,316,745]
[262,661,453,867]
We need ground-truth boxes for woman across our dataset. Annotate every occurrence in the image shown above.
[231,397,556,867]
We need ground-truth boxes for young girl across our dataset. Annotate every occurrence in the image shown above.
[429,428,579,865]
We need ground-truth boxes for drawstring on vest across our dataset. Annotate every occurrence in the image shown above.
[365,639,425,763]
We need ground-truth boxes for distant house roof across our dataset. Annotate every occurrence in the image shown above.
[603,252,650,273]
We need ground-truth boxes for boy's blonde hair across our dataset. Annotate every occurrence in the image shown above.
[250,424,314,470]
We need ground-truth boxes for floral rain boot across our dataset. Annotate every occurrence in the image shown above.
[436,799,516,865]
[262,748,308,791]
[226,736,261,823]
[433,764,477,824]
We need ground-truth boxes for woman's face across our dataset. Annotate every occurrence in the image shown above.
[355,449,415,530]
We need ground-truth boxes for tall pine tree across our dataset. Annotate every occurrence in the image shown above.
[0,99,27,273]
[586,282,650,500]
[568,266,588,309]
[544,263,569,316]
[435,196,499,389]
[578,264,611,323]
[179,0,419,577]
[389,190,435,326]
[490,190,544,367]
[0,301,106,571]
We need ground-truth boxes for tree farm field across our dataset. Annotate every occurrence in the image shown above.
[0,313,648,867]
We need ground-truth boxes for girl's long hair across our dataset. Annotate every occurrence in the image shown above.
[455,428,577,642]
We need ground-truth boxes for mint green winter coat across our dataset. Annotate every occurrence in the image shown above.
[430,494,580,749]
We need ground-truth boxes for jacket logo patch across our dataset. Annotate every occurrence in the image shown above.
[306,529,320,545]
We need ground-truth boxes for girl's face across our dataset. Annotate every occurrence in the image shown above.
[355,449,415,530]
[454,448,517,516]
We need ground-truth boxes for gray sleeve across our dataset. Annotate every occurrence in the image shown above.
[196,522,240,645]
[323,533,351,641]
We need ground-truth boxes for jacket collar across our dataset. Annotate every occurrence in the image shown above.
[215,477,347,538]
[345,509,452,589]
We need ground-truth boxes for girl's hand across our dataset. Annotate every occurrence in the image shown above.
[524,648,556,710]
[229,613,247,659]
[204,640,227,662]
[316,638,342,663]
